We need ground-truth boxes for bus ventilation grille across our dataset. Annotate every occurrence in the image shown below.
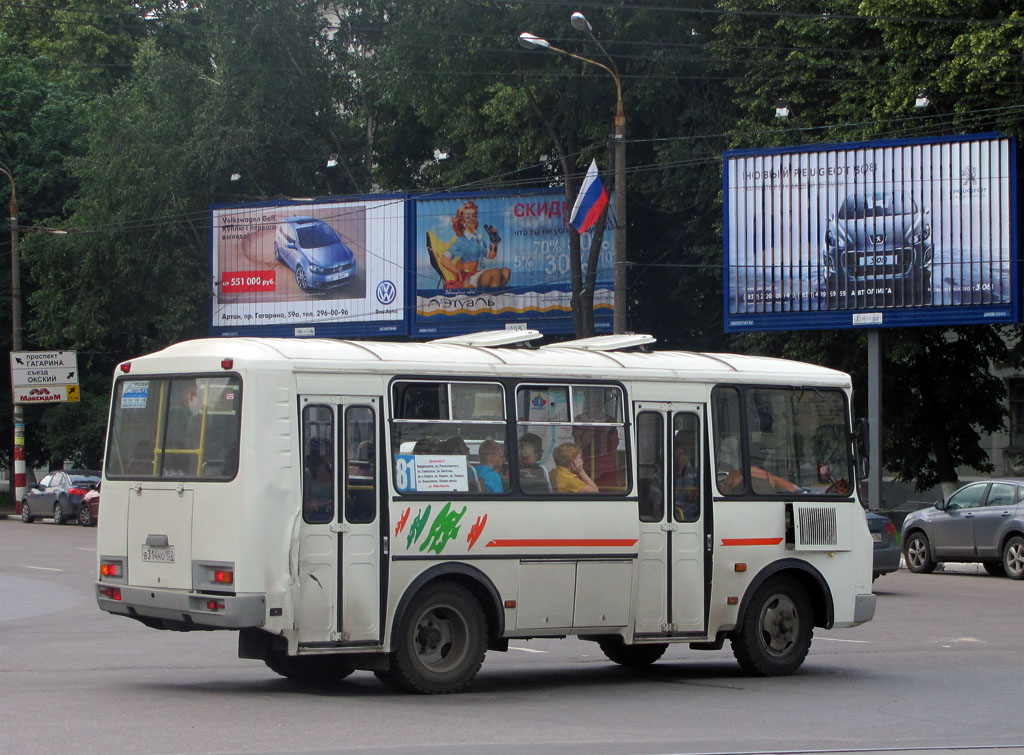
[797,506,838,547]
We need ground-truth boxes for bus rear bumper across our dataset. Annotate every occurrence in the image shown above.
[96,583,266,631]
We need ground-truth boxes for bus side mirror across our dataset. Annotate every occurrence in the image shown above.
[855,418,869,480]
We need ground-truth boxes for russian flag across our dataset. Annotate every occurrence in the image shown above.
[569,159,609,234]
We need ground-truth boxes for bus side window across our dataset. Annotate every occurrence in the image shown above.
[302,405,334,524]
[344,406,376,524]
[636,412,664,522]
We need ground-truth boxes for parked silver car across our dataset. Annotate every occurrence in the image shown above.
[901,479,1024,579]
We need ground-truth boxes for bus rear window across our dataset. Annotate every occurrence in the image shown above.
[105,375,241,480]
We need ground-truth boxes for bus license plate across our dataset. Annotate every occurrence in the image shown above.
[141,545,175,563]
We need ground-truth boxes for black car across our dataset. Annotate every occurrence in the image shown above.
[867,510,900,581]
[20,470,100,525]
[824,191,933,303]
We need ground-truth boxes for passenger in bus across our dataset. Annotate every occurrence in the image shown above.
[572,390,621,489]
[673,432,700,521]
[549,442,599,494]
[474,439,506,494]
[441,436,481,492]
[518,432,551,494]
[412,436,441,454]
[303,439,334,521]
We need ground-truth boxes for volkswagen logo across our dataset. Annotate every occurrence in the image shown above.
[375,280,397,305]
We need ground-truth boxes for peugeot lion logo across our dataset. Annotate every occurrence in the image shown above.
[961,165,978,187]
[869,234,887,245]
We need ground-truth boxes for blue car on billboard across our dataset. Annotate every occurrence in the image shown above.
[823,191,933,298]
[274,216,357,293]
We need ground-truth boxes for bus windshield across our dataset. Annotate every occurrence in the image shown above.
[105,375,241,479]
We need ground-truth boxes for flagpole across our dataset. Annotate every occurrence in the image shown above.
[519,25,627,333]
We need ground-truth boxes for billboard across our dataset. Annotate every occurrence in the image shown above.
[411,189,614,337]
[210,196,406,338]
[724,133,1017,332]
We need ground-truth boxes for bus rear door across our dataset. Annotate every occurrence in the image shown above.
[297,396,382,646]
[633,403,709,637]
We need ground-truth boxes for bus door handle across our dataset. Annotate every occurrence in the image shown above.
[329,522,350,533]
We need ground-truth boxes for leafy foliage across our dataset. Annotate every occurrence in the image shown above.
[1,0,1022,487]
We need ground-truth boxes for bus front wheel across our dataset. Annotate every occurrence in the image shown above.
[386,581,487,694]
[263,650,354,683]
[731,578,812,677]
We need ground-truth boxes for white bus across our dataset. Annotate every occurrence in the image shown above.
[96,330,876,693]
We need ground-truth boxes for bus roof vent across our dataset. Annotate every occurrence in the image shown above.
[429,329,544,347]
[542,333,657,352]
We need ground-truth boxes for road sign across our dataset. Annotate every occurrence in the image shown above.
[10,350,80,403]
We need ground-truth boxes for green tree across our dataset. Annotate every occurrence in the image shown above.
[18,0,351,467]
[710,0,1024,490]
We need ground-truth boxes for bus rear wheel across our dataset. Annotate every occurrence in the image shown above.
[598,638,668,667]
[386,581,487,694]
[263,650,354,683]
[731,578,812,677]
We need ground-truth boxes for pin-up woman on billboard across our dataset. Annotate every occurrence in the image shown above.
[432,200,511,289]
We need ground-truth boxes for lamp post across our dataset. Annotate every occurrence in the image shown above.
[519,14,627,333]
[0,162,25,505]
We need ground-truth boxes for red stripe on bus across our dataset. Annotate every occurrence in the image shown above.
[485,539,638,548]
[721,537,784,546]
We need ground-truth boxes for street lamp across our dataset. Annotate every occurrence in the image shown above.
[0,162,25,505]
[519,14,628,333]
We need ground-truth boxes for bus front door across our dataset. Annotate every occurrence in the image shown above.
[633,403,709,637]
[297,397,382,647]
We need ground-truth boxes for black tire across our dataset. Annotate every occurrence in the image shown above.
[731,578,812,677]
[1002,535,1024,580]
[77,503,94,527]
[387,581,487,694]
[598,639,668,668]
[21,500,33,523]
[982,561,1005,577]
[263,650,354,683]
[904,531,937,574]
[53,502,65,526]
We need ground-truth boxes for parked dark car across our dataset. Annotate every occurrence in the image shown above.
[21,470,100,525]
[79,482,100,527]
[273,216,357,292]
[867,510,900,581]
[901,479,1024,579]
[824,191,932,298]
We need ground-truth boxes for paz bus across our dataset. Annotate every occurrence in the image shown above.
[95,330,876,694]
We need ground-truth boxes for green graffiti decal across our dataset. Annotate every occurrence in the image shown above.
[406,505,431,549]
[419,502,468,554]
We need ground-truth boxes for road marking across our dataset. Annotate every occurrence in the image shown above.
[21,565,62,572]
[817,637,869,643]
[509,645,547,654]
[77,547,96,552]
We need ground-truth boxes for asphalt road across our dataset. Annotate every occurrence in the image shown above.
[1,517,1022,755]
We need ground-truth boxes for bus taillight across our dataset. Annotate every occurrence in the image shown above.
[213,569,234,585]
[99,586,122,601]
[100,561,122,578]
[206,600,225,611]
